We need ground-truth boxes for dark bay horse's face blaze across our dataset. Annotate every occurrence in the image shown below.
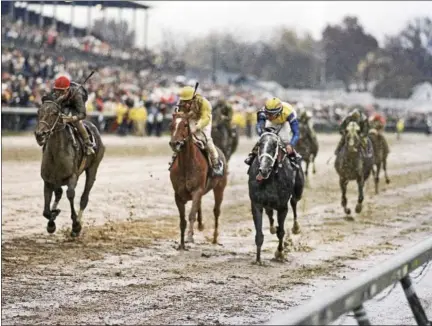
[169,114,190,153]
[34,100,62,146]
[258,133,279,180]
[345,121,361,153]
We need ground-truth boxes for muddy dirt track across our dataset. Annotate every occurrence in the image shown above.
[2,133,432,325]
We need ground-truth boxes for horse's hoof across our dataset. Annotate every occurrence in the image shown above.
[386,179,391,184]
[176,244,188,251]
[345,208,351,215]
[71,222,82,237]
[43,211,52,220]
[252,260,265,266]
[51,209,61,218]
[355,204,362,214]
[47,221,56,234]
[274,249,285,261]
[270,226,277,234]
[186,236,194,244]
[198,223,205,231]
[292,223,301,235]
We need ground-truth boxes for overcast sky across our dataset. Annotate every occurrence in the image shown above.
[26,1,432,49]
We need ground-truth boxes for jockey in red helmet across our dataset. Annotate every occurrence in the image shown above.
[51,75,94,155]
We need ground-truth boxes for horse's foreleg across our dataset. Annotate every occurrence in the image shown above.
[175,193,187,250]
[305,160,310,178]
[197,204,204,231]
[266,208,276,234]
[312,154,317,174]
[66,175,80,237]
[251,202,264,264]
[383,157,390,184]
[43,181,56,234]
[274,205,288,261]
[374,162,381,195]
[187,190,202,243]
[356,175,365,214]
[340,177,350,215]
[51,188,62,211]
[212,183,225,245]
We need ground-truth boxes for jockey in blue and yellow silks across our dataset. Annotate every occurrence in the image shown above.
[244,97,302,166]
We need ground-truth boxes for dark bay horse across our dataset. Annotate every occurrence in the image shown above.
[211,119,239,162]
[169,112,228,250]
[368,128,390,194]
[34,95,105,236]
[334,121,373,215]
[295,122,319,177]
[248,129,304,264]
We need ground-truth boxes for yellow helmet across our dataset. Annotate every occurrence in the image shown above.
[264,97,283,115]
[179,86,195,101]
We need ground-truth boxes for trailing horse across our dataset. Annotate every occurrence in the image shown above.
[169,112,228,250]
[334,121,373,216]
[211,120,239,162]
[295,121,319,177]
[34,95,105,236]
[369,128,390,194]
[247,128,304,263]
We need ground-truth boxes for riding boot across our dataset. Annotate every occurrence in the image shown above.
[207,140,224,177]
[75,120,95,155]
[244,144,259,165]
[168,152,177,170]
[334,137,344,155]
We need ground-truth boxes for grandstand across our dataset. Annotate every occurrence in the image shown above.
[1,1,150,48]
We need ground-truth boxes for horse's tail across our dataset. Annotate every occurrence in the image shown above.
[293,168,305,201]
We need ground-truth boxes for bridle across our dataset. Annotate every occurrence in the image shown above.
[37,100,66,138]
[258,132,280,167]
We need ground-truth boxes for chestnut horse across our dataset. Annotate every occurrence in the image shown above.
[169,112,228,250]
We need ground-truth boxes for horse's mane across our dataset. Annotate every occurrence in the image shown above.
[41,94,56,103]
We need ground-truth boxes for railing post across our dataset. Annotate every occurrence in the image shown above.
[400,275,431,326]
[353,304,372,326]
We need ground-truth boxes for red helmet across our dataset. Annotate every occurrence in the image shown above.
[53,76,71,90]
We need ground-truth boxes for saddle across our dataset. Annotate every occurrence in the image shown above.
[66,123,96,152]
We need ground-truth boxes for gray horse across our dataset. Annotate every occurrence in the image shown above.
[334,121,373,215]
[34,95,105,236]
[248,128,304,263]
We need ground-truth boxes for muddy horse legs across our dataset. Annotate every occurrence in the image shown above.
[274,206,288,261]
[66,175,82,237]
[266,208,276,234]
[43,182,57,233]
[374,162,381,194]
[251,202,264,264]
[175,193,187,250]
[355,175,365,213]
[212,183,225,244]
[339,177,351,215]
[77,165,98,226]
[186,191,203,243]
[383,157,390,184]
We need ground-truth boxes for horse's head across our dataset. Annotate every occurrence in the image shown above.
[34,94,64,146]
[257,132,280,180]
[169,112,192,153]
[344,121,361,153]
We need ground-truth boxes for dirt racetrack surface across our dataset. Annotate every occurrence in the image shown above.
[2,133,432,325]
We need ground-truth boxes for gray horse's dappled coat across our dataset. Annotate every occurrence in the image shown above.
[247,132,304,263]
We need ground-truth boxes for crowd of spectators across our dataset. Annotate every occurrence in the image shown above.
[2,16,430,136]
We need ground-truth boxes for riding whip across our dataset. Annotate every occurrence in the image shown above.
[82,70,96,86]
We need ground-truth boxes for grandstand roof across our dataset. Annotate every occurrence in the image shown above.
[20,1,151,10]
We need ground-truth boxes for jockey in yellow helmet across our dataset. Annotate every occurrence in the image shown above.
[244,97,301,166]
[169,85,224,176]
